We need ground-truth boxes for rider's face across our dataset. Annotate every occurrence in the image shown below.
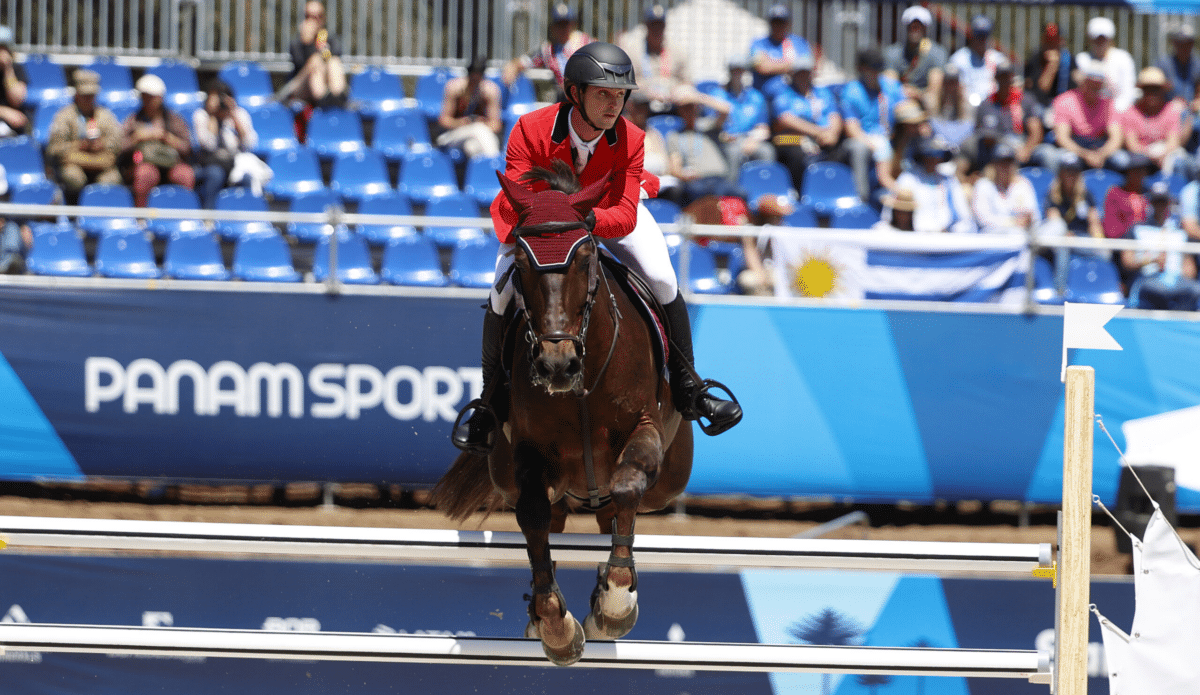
[581,86,628,131]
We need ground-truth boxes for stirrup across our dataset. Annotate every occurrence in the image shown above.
[691,379,742,436]
[451,399,498,455]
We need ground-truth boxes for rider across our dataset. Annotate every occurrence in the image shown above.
[453,42,742,454]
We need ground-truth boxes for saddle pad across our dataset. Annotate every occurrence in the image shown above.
[598,252,669,374]
[515,227,589,272]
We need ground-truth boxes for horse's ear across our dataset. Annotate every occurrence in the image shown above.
[567,176,608,215]
[496,171,538,214]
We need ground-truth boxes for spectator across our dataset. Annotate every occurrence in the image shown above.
[120,74,194,208]
[663,86,747,207]
[838,47,905,203]
[1103,151,1151,240]
[502,2,592,100]
[710,55,773,183]
[1076,16,1137,112]
[878,188,917,231]
[1024,23,1076,109]
[1052,64,1122,172]
[1157,23,1200,103]
[929,64,974,148]
[435,56,503,159]
[1119,67,1194,179]
[623,90,673,189]
[958,110,1006,181]
[882,5,946,111]
[978,58,1045,165]
[46,69,122,205]
[284,0,347,109]
[971,141,1042,234]
[193,79,269,208]
[770,53,841,193]
[0,26,27,138]
[1042,151,1103,239]
[877,99,929,194]
[894,136,975,233]
[617,4,688,113]
[748,4,813,93]
[1120,180,1200,309]
[948,15,1005,108]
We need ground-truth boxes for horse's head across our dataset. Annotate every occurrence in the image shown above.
[498,161,608,394]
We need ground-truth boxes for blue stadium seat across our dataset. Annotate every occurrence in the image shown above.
[739,160,798,205]
[32,97,71,146]
[312,225,379,284]
[672,241,728,294]
[381,234,449,287]
[25,224,90,277]
[11,179,62,208]
[330,148,393,203]
[423,194,485,248]
[214,187,275,241]
[1063,256,1124,304]
[1019,166,1053,209]
[306,107,366,160]
[107,102,137,126]
[94,232,161,279]
[372,108,434,163]
[829,204,881,230]
[286,188,340,243]
[462,154,505,208]
[85,58,139,109]
[22,55,69,110]
[1031,255,1062,305]
[217,61,274,110]
[646,114,685,140]
[356,192,418,245]
[351,67,407,120]
[783,203,819,228]
[164,231,230,280]
[643,197,683,225]
[264,147,324,202]
[1146,170,1188,201]
[449,235,500,288]
[145,185,205,238]
[397,148,459,206]
[414,68,454,122]
[0,140,49,189]
[232,230,301,282]
[800,161,860,214]
[490,73,536,119]
[145,59,203,111]
[77,183,139,237]
[248,103,301,157]
[1082,169,1122,218]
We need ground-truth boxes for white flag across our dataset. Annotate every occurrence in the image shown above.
[1061,302,1123,381]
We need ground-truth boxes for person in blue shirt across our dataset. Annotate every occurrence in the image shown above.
[710,55,773,183]
[1121,181,1200,310]
[748,4,813,93]
[837,47,905,203]
[770,53,842,192]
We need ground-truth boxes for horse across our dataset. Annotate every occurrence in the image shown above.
[432,160,693,666]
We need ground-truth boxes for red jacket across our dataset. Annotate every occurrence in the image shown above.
[491,103,660,243]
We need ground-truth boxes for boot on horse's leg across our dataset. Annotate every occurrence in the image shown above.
[584,519,640,640]
[452,308,507,454]
[663,293,743,436]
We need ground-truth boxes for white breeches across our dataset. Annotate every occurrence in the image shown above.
[489,202,678,313]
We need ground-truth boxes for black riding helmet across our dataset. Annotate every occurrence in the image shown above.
[564,42,638,129]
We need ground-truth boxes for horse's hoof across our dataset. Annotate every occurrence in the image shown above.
[583,602,639,640]
[524,620,540,639]
[536,615,585,666]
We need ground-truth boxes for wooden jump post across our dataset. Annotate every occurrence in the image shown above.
[1058,365,1093,695]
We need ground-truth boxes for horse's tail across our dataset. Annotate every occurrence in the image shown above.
[430,452,502,522]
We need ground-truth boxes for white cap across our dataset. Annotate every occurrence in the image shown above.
[900,6,932,28]
[1087,16,1115,39]
[135,73,166,97]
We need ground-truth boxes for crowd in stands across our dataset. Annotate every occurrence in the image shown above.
[1,2,1200,310]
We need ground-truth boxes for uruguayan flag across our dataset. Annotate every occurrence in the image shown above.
[770,228,1029,304]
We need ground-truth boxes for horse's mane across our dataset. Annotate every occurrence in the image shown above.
[520,159,580,194]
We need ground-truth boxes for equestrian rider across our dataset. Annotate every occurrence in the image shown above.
[453,42,742,454]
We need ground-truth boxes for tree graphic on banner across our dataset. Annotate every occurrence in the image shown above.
[787,607,865,695]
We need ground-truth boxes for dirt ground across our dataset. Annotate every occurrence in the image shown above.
[0,482,1189,577]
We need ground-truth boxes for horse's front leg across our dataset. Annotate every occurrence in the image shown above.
[514,447,584,665]
[585,420,663,639]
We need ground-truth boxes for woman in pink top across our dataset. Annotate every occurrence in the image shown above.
[1103,152,1151,239]
[1052,66,1122,170]
[1118,67,1193,177]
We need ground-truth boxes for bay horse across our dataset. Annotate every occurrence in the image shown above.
[432,160,692,666]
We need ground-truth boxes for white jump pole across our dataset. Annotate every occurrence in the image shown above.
[0,623,1050,680]
[0,515,1051,575]
[1057,365,1093,695]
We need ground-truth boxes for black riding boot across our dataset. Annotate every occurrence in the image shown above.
[452,308,506,454]
[663,293,742,435]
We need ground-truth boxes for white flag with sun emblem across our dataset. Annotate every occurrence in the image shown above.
[770,228,1028,303]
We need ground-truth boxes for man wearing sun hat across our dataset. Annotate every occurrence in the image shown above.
[882,5,946,109]
[1119,66,1194,179]
[46,69,123,204]
[1076,16,1137,111]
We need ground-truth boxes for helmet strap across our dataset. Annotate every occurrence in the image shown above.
[568,83,605,132]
